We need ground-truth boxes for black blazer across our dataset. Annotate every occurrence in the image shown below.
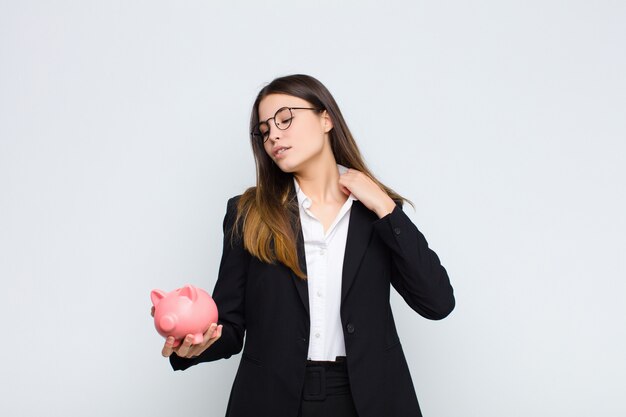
[170,193,455,417]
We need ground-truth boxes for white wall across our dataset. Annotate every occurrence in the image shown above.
[1,1,625,416]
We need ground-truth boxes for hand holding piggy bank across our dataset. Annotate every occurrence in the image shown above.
[150,284,219,348]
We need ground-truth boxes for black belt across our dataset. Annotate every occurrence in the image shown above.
[303,356,350,401]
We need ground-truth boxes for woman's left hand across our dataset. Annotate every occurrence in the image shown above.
[338,168,397,218]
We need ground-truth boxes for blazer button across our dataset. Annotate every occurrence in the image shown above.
[346,323,355,334]
[393,227,401,235]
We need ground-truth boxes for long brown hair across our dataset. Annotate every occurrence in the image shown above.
[231,74,413,279]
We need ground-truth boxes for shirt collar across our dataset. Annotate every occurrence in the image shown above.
[293,164,358,210]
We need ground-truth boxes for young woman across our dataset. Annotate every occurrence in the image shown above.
[158,74,455,417]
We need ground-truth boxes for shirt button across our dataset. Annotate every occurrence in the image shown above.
[303,200,311,209]
[315,333,321,338]
[393,227,401,235]
[346,323,355,334]
[317,291,322,297]
[320,248,326,255]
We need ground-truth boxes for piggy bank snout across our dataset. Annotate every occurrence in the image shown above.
[159,314,177,332]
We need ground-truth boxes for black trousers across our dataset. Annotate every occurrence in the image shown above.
[298,357,359,417]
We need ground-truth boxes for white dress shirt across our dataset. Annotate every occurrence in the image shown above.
[293,164,358,361]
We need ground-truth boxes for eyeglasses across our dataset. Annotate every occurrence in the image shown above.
[251,107,320,143]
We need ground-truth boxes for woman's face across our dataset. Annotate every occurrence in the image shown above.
[258,93,332,173]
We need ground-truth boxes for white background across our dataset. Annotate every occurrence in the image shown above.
[1,1,625,416]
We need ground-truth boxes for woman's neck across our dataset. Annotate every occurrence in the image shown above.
[293,158,346,206]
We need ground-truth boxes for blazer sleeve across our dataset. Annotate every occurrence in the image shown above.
[170,196,250,370]
[372,202,455,320]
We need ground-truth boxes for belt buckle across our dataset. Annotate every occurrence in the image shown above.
[303,365,326,401]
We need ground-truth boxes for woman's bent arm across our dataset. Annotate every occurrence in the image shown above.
[373,203,455,320]
[170,196,250,370]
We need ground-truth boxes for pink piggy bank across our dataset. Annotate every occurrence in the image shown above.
[150,284,218,347]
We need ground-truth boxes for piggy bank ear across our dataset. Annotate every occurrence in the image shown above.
[150,289,167,307]
[179,284,198,302]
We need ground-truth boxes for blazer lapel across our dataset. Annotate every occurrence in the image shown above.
[287,186,310,316]
[291,224,310,316]
[341,200,374,303]
[289,198,375,316]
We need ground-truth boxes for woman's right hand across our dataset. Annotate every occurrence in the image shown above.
[161,323,223,358]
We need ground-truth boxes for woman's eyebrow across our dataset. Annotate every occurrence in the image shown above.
[258,108,279,122]
[260,105,298,120]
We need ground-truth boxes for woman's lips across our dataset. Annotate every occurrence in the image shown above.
[274,147,291,158]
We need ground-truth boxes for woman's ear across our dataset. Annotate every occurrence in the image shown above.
[321,110,333,133]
